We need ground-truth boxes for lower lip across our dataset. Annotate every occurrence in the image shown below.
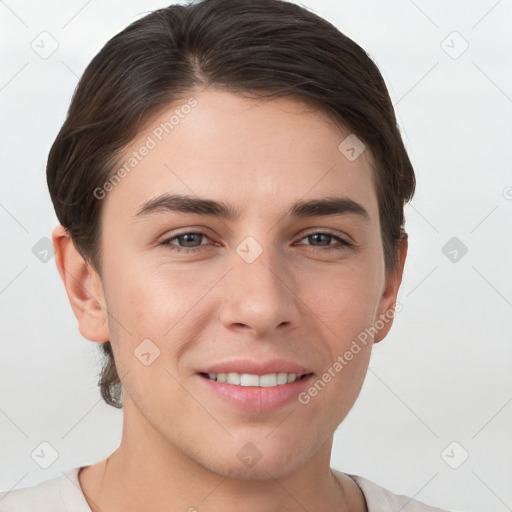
[197,373,314,413]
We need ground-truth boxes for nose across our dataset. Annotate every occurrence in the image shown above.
[218,242,301,338]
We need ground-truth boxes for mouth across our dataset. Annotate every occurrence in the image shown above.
[198,371,313,387]
[196,369,315,412]
[195,359,315,412]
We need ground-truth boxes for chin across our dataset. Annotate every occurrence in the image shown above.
[196,443,307,482]
[209,458,303,482]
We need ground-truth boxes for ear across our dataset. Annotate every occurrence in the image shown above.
[373,235,408,343]
[52,224,110,343]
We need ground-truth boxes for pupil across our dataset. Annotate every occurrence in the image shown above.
[182,234,199,247]
[311,234,329,246]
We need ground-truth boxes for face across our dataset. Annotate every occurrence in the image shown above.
[73,88,404,479]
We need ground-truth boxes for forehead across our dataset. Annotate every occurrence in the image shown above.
[102,88,378,223]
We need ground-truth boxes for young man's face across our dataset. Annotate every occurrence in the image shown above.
[58,88,405,480]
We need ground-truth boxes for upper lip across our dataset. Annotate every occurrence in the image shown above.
[198,358,313,376]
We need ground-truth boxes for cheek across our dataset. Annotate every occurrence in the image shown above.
[103,258,220,370]
[106,252,205,326]
[299,261,384,335]
[101,261,204,411]
[296,263,380,400]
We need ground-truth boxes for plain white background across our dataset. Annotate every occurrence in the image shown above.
[1,1,511,511]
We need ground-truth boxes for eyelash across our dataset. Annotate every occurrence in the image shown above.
[159,230,352,253]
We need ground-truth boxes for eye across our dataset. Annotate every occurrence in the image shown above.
[296,231,351,252]
[160,232,213,252]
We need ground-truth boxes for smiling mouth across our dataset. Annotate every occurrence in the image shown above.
[199,371,313,387]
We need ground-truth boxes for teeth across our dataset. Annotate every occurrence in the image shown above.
[205,372,304,387]
[227,372,241,385]
[240,373,260,386]
[259,373,277,387]
[277,372,288,385]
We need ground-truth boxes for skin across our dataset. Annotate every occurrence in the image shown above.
[52,88,407,512]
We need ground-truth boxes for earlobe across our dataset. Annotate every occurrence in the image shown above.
[373,236,408,343]
[52,225,110,343]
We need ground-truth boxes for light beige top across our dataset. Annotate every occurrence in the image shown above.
[0,467,451,511]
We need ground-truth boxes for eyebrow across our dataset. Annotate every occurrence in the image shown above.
[133,193,370,222]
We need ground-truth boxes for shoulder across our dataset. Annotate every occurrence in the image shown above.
[346,473,452,512]
[0,468,91,512]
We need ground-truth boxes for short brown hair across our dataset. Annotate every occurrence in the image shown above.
[47,0,415,408]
